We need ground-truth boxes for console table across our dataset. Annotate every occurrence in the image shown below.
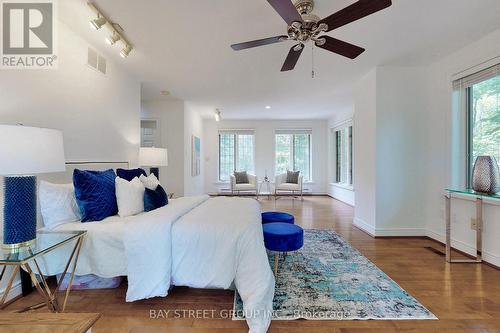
[445,189,500,263]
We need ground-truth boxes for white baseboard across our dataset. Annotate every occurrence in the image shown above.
[353,218,376,236]
[374,227,427,237]
[426,229,500,267]
[0,280,22,304]
[353,218,426,237]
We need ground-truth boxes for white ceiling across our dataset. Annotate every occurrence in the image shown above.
[61,0,500,119]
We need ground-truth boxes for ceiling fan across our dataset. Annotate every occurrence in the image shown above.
[231,0,392,72]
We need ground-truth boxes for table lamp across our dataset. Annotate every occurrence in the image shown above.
[139,147,168,179]
[0,125,65,251]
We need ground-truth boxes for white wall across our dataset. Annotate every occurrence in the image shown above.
[183,102,205,196]
[141,99,185,196]
[423,28,500,266]
[351,28,500,266]
[327,108,355,206]
[204,119,329,194]
[140,100,205,197]
[353,69,378,235]
[0,22,141,301]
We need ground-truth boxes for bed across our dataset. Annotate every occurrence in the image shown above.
[36,162,275,333]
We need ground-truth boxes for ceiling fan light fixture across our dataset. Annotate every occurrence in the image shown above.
[90,16,106,30]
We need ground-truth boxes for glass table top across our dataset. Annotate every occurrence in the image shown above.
[446,188,500,200]
[0,230,86,264]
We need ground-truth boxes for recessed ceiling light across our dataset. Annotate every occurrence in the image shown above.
[160,90,170,96]
[265,106,272,109]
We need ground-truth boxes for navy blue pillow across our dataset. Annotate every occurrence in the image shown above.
[144,185,168,212]
[73,169,118,222]
[116,168,147,181]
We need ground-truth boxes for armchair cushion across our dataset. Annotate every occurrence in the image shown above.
[234,171,249,184]
[276,183,301,191]
[286,171,300,184]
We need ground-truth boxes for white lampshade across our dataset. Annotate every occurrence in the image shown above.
[0,125,66,176]
[139,147,168,167]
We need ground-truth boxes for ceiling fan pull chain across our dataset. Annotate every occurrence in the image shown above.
[311,43,315,79]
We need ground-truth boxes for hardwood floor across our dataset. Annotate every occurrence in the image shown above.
[6,196,500,332]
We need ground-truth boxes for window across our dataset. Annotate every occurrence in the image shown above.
[275,130,311,181]
[457,64,500,186]
[218,131,255,181]
[333,124,353,186]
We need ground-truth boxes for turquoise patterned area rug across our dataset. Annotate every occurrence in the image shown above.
[233,229,436,320]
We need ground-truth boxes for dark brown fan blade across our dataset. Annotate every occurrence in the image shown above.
[267,0,303,25]
[231,35,287,51]
[281,44,303,72]
[315,36,365,59]
[319,0,392,32]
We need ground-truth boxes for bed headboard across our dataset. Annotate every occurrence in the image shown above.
[40,161,129,184]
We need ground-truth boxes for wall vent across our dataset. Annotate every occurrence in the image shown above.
[87,47,107,75]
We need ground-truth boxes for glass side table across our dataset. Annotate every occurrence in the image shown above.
[258,180,273,200]
[0,230,86,312]
[445,189,500,263]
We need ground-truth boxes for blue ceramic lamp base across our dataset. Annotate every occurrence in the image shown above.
[3,176,37,251]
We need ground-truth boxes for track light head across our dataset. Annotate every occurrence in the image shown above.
[90,16,106,30]
[120,45,132,58]
[105,32,120,45]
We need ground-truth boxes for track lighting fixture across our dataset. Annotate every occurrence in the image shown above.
[120,45,132,58]
[105,32,120,45]
[88,2,134,59]
[215,109,221,122]
[89,16,106,30]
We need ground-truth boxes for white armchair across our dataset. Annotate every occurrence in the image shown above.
[230,173,258,198]
[275,172,303,201]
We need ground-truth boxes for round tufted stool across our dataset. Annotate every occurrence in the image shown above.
[263,222,304,276]
[261,211,295,224]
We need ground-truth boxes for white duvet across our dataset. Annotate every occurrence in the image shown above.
[39,195,274,333]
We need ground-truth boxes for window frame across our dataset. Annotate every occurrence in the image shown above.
[218,130,255,182]
[274,130,312,182]
[332,121,353,188]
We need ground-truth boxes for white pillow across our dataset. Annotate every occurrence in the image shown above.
[139,173,160,190]
[39,181,81,229]
[115,177,145,217]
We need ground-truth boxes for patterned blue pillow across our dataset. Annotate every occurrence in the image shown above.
[144,185,168,212]
[73,169,118,222]
[116,168,147,181]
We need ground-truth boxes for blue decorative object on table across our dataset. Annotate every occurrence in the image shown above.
[0,125,65,251]
[261,211,295,224]
[116,168,147,181]
[234,229,436,321]
[73,169,118,222]
[144,184,168,212]
[3,176,37,247]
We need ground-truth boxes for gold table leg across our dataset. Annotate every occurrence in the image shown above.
[445,194,482,264]
[0,266,20,309]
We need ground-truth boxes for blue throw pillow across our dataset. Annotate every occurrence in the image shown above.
[73,169,118,222]
[144,185,168,212]
[116,168,147,181]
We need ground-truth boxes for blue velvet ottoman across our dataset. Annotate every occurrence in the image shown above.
[261,211,295,224]
[263,222,304,276]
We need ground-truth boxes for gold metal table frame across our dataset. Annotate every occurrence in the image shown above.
[0,231,86,312]
[444,189,499,264]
